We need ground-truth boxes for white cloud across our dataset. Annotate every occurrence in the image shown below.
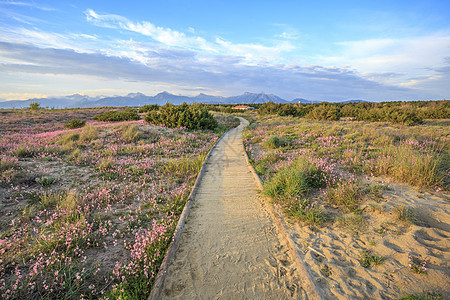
[318,34,450,89]
[84,9,294,64]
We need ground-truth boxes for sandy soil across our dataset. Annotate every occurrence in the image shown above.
[161,118,306,299]
[283,179,450,299]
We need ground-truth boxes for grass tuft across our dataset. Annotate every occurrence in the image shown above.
[263,156,326,200]
[262,136,288,149]
[359,250,386,268]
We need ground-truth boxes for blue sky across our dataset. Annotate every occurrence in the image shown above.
[0,0,449,101]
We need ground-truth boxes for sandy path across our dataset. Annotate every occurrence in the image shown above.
[161,118,305,299]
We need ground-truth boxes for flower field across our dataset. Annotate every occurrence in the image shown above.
[0,108,237,299]
[244,115,449,298]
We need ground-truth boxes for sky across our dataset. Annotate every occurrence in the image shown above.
[0,0,449,101]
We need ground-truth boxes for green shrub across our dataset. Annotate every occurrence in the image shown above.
[138,104,159,113]
[144,103,217,130]
[258,102,305,117]
[95,109,140,122]
[65,118,86,129]
[29,101,40,110]
[307,104,341,121]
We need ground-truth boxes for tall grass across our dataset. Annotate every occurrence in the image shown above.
[263,156,329,225]
[372,144,446,188]
[263,156,327,200]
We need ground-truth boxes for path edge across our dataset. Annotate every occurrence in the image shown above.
[148,127,234,300]
[242,140,324,300]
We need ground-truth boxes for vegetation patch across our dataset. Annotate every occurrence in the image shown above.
[0,107,238,299]
[145,103,218,130]
[95,109,140,122]
[65,118,86,129]
[359,250,386,268]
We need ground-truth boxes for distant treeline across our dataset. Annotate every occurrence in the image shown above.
[255,100,449,125]
[92,100,449,127]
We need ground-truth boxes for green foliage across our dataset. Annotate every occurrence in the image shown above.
[373,145,445,188]
[399,291,443,300]
[257,100,449,125]
[340,101,430,125]
[284,198,328,225]
[144,102,218,130]
[65,118,86,129]
[35,176,56,186]
[29,101,40,110]
[307,104,341,121]
[258,101,305,117]
[95,109,140,122]
[320,264,332,277]
[263,157,327,200]
[359,250,386,268]
[138,104,159,113]
[262,136,288,149]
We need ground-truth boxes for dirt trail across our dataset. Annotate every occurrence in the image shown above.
[161,118,305,299]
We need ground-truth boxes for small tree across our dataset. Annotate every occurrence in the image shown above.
[29,101,40,110]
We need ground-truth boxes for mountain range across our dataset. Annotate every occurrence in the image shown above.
[0,92,365,109]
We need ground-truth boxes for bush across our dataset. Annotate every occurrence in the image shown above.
[144,103,218,130]
[65,118,86,129]
[258,102,305,117]
[95,109,140,122]
[29,101,40,110]
[138,104,159,113]
[307,104,341,121]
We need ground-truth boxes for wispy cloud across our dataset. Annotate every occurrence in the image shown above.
[0,1,55,11]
